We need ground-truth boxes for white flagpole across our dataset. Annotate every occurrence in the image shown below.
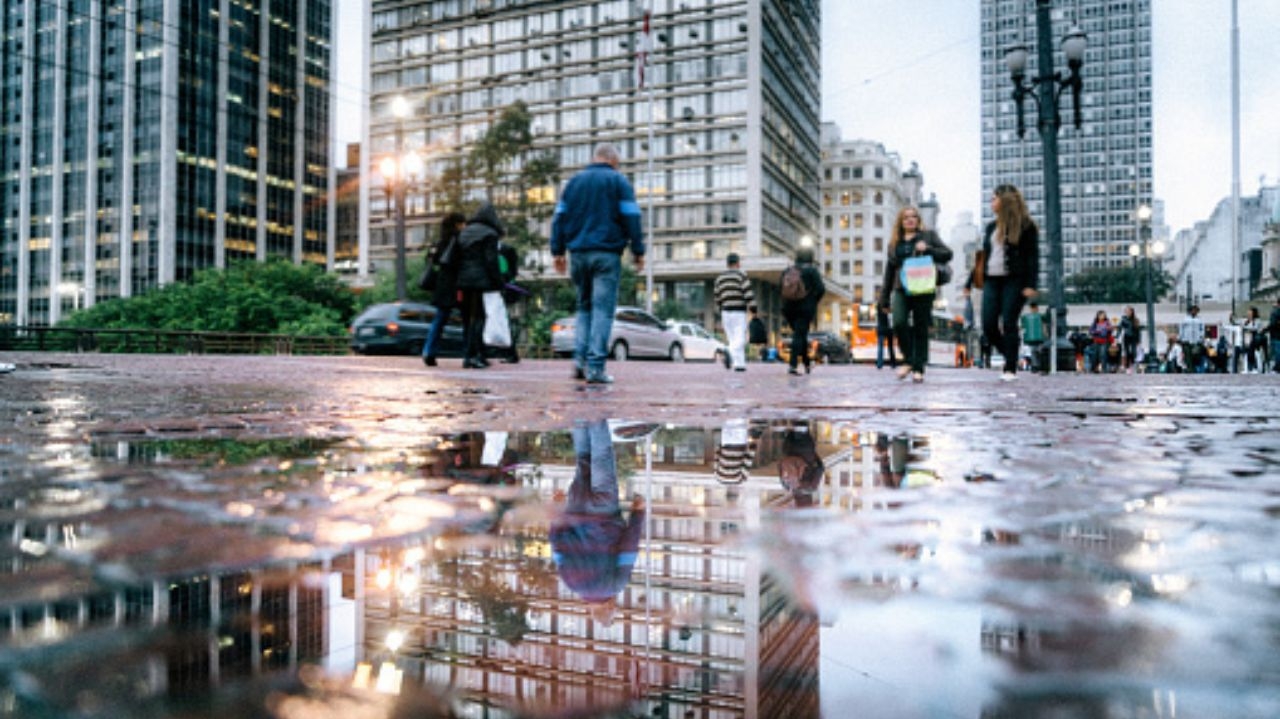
[641,2,656,313]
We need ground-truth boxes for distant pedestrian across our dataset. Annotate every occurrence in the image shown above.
[781,246,825,375]
[714,253,754,372]
[454,203,506,369]
[748,305,769,362]
[1020,300,1046,373]
[875,302,898,370]
[422,212,468,367]
[1117,305,1140,373]
[1224,316,1245,374]
[964,184,1039,381]
[879,206,952,383]
[550,143,646,385]
[1087,310,1113,373]
[1269,297,1280,372]
[1164,335,1185,373]
[1241,306,1264,373]
[1179,305,1206,373]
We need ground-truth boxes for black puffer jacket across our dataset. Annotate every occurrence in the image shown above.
[454,203,505,291]
[970,221,1039,292]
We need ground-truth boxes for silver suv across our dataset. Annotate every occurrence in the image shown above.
[550,306,688,361]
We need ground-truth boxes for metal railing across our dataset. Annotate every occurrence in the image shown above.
[0,326,351,355]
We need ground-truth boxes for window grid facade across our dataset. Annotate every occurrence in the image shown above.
[0,0,334,326]
[364,0,821,326]
[980,0,1153,283]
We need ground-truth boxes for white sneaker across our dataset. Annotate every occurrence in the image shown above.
[999,371,1017,382]
[0,363,14,374]
[895,366,911,381]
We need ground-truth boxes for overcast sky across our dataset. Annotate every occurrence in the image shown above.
[334,0,1280,237]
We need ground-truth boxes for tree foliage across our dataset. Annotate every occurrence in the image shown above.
[58,260,358,335]
[1065,264,1174,304]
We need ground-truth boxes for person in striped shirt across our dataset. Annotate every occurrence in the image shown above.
[714,253,754,372]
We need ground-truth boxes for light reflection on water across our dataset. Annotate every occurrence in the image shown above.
[0,417,1277,718]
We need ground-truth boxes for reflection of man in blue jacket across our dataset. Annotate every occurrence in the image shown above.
[551,143,646,385]
[551,420,646,626]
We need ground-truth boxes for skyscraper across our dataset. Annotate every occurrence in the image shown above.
[364,0,825,329]
[980,0,1152,282]
[0,1,335,326]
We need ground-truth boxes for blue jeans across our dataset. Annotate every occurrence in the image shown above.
[1272,340,1280,373]
[570,250,622,376]
[422,305,456,358]
[566,420,621,515]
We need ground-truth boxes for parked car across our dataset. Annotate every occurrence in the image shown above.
[551,306,689,361]
[350,302,464,356]
[776,330,853,365]
[666,321,729,363]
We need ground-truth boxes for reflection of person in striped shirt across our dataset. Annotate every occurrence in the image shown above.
[715,419,760,484]
[714,254,755,372]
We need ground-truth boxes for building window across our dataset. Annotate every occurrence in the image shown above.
[838,214,850,230]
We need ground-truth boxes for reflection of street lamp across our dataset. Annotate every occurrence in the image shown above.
[1004,1,1086,374]
[384,95,413,300]
[1130,204,1164,371]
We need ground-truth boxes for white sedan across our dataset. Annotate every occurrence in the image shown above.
[666,321,729,363]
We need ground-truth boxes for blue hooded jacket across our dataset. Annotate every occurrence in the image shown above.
[550,163,645,257]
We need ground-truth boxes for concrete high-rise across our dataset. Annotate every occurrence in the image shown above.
[0,1,336,326]
[364,0,827,330]
[980,0,1152,283]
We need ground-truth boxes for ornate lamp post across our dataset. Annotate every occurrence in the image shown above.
[1004,1,1086,374]
[1129,204,1165,371]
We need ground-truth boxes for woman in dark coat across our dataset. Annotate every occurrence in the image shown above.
[453,203,505,369]
[964,184,1040,381]
[878,206,953,382]
[780,246,826,375]
[422,212,467,367]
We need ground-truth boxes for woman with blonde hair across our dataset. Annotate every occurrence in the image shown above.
[965,184,1040,380]
[877,206,953,382]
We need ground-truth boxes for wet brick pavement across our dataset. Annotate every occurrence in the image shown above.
[1,352,1278,718]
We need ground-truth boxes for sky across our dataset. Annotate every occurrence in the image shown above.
[334,0,1280,237]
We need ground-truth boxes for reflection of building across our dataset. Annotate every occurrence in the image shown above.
[364,0,830,328]
[0,1,336,326]
[352,425,826,717]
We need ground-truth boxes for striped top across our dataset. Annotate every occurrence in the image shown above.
[714,269,754,312]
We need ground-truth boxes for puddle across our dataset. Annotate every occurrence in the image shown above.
[2,417,1278,718]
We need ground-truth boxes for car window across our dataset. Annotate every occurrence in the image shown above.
[639,312,664,329]
[616,310,640,325]
[695,327,712,339]
[399,306,434,322]
[679,326,693,337]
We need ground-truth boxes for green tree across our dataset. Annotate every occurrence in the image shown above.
[1066,264,1173,304]
[59,260,357,335]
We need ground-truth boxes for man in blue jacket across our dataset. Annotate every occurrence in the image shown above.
[551,143,646,384]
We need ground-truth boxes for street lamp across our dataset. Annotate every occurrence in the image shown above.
[386,95,413,300]
[1004,1,1086,374]
[1130,204,1165,371]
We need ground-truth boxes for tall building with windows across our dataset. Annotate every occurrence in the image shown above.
[980,0,1152,282]
[818,124,937,313]
[0,1,335,326]
[364,0,828,330]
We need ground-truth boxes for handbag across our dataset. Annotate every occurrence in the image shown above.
[900,256,937,296]
[482,291,512,347]
[417,264,437,292]
[936,262,952,286]
[972,249,986,290]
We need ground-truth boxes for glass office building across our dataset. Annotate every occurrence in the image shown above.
[0,0,335,326]
[364,0,823,326]
[980,0,1153,280]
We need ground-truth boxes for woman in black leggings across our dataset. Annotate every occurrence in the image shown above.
[965,184,1040,381]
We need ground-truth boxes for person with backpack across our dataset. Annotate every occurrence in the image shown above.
[714,253,754,372]
[780,246,825,375]
[879,206,953,383]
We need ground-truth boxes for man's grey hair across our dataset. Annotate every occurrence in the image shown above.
[593,143,620,164]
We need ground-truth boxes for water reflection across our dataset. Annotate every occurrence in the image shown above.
[2,418,1277,717]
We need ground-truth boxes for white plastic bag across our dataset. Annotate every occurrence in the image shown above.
[482,291,511,347]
